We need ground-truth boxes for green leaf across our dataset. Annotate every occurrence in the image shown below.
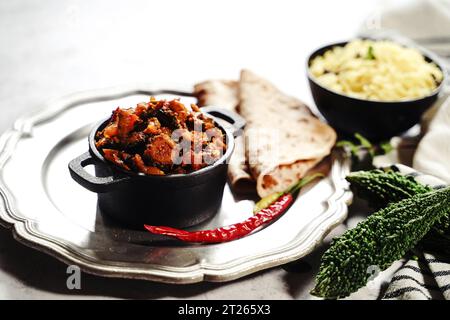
[379,141,393,154]
[337,133,392,164]
[336,140,356,148]
[354,133,372,149]
[336,140,359,156]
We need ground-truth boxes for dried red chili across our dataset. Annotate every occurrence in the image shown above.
[144,174,323,243]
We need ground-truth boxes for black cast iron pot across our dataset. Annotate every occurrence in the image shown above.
[307,41,446,140]
[68,106,245,229]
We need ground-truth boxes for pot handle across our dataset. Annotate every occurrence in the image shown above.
[201,106,246,137]
[68,152,129,193]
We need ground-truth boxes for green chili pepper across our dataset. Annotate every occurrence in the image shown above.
[253,192,283,213]
[253,173,324,214]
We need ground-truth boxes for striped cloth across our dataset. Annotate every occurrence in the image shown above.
[383,253,450,300]
[382,164,450,300]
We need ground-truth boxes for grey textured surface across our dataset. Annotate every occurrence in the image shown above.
[0,0,382,299]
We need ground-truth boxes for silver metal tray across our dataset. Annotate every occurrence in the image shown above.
[0,86,352,284]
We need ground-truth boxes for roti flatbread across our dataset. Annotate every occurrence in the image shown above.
[194,80,239,111]
[239,69,336,197]
[194,80,254,190]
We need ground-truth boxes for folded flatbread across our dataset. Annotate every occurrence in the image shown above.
[194,70,336,197]
[239,69,336,197]
[194,80,239,111]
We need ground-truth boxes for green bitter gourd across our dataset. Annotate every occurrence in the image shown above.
[346,169,450,250]
[311,186,450,299]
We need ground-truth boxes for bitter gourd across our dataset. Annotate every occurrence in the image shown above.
[311,186,450,299]
[345,169,433,209]
[346,169,450,248]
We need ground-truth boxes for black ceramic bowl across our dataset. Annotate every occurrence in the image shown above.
[307,41,446,140]
[69,106,245,229]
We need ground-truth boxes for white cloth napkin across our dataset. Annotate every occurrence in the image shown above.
[366,0,450,42]
[414,95,450,183]
[405,0,450,183]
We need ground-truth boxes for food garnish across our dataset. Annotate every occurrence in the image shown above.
[365,45,375,60]
[336,133,392,159]
[144,174,323,243]
[336,133,393,172]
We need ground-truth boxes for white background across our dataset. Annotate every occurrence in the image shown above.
[0,0,381,128]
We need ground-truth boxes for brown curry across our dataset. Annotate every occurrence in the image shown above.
[95,98,227,175]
